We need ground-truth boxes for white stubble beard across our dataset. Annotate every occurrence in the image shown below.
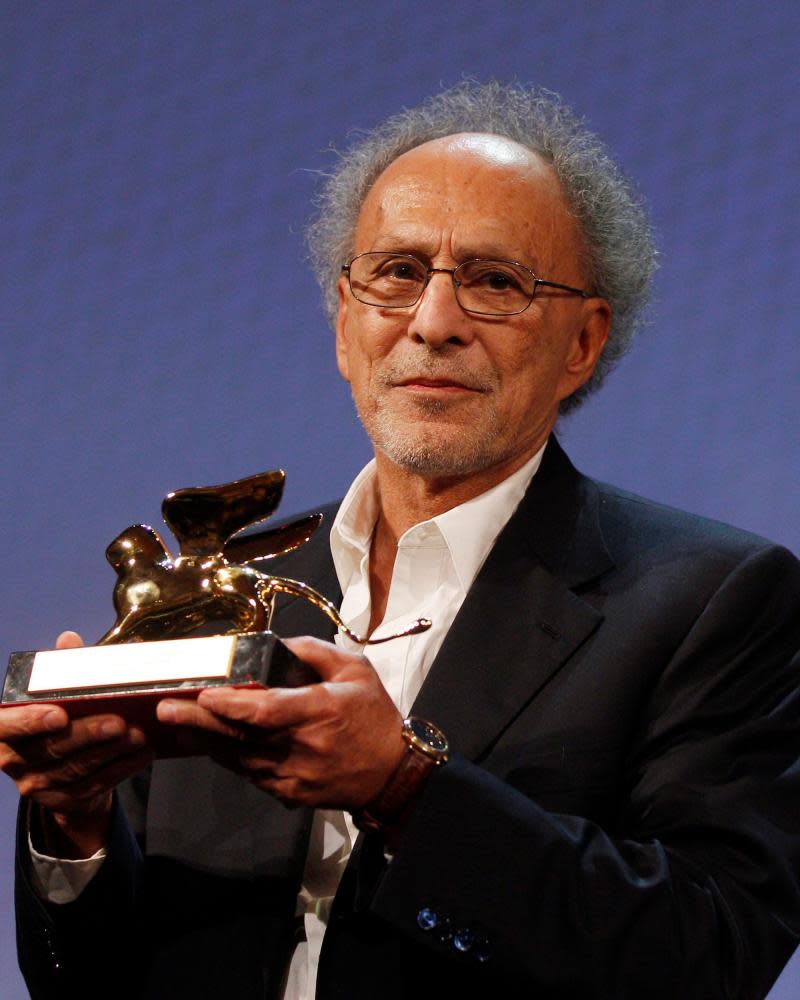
[351,350,508,478]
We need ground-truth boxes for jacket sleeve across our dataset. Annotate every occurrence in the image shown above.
[366,543,800,999]
[15,792,145,1000]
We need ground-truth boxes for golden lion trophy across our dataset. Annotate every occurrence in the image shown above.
[3,470,429,755]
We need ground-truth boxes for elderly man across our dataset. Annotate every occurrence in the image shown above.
[5,83,800,999]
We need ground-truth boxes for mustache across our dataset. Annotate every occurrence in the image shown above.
[377,353,498,393]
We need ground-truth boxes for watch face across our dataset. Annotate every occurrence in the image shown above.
[408,717,448,753]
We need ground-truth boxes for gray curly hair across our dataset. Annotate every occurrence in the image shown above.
[307,81,656,412]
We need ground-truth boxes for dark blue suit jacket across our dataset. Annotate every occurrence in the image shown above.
[15,439,800,998]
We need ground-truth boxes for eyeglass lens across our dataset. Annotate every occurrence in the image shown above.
[348,253,536,315]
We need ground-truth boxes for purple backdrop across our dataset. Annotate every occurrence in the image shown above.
[2,2,799,994]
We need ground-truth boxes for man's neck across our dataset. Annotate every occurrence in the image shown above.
[365,441,548,633]
[373,444,546,542]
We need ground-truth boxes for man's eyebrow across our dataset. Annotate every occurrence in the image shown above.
[366,236,542,270]
[457,244,542,269]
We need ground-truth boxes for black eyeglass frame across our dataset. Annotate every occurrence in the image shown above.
[341,252,596,317]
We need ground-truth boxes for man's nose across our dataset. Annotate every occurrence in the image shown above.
[407,270,475,348]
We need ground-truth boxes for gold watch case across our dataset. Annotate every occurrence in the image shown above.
[402,717,449,763]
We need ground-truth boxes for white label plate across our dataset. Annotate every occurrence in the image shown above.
[28,635,237,693]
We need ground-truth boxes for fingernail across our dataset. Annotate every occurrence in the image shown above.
[129,727,146,746]
[100,719,125,738]
[43,709,64,730]
[158,702,176,723]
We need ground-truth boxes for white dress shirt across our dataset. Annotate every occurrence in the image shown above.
[31,445,545,1000]
[282,446,543,997]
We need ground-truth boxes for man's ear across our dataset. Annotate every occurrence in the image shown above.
[557,298,611,402]
[335,276,351,383]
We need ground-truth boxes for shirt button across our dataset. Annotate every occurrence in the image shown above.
[417,907,439,931]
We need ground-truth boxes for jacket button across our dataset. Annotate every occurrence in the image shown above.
[417,907,439,931]
[453,928,474,953]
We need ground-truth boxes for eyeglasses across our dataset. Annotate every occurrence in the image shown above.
[341,252,595,317]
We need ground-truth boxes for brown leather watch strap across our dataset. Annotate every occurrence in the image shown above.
[352,745,435,833]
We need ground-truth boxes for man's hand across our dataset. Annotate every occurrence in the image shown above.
[156,636,406,809]
[0,631,154,858]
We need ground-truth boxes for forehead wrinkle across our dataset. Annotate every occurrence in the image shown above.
[356,140,581,280]
[361,228,442,256]
[363,224,547,273]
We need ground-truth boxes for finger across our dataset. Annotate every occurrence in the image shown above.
[1,717,138,770]
[248,773,306,806]
[282,635,369,682]
[0,704,69,742]
[197,685,320,729]
[208,747,284,779]
[200,730,291,774]
[55,631,84,650]
[6,727,146,783]
[237,740,291,772]
[156,697,253,740]
[14,731,149,795]
[31,746,155,813]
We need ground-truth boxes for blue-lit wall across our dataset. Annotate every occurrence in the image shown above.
[2,2,798,994]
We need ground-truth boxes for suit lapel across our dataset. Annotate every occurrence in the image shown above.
[244,445,613,771]
[412,438,613,763]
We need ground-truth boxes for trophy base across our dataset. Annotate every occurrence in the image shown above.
[2,632,317,757]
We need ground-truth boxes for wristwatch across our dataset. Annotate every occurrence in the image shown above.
[352,717,449,834]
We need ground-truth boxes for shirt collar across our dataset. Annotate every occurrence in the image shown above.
[330,444,545,596]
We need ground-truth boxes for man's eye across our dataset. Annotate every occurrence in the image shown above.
[378,260,421,281]
[470,267,523,292]
[388,263,416,280]
[484,272,514,290]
